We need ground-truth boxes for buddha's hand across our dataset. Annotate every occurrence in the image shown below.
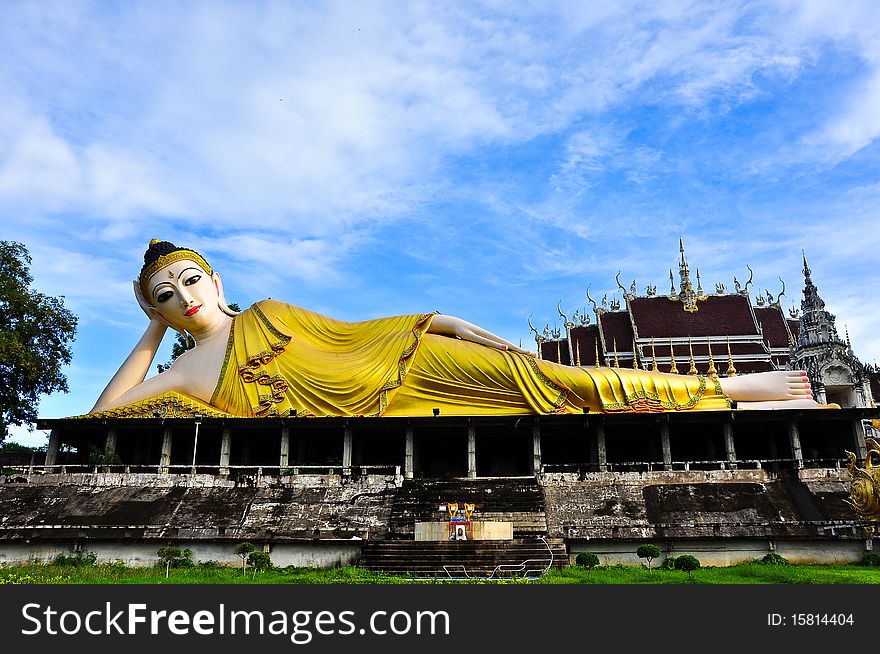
[428,315,533,356]
[132,280,173,330]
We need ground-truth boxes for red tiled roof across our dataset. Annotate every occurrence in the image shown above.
[540,339,570,365]
[598,311,634,351]
[787,319,800,341]
[629,294,759,338]
[570,325,603,366]
[755,306,792,349]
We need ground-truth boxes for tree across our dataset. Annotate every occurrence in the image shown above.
[247,550,272,578]
[637,543,662,574]
[0,241,77,441]
[674,554,701,580]
[574,551,600,578]
[235,541,256,575]
[157,546,182,579]
[156,302,240,373]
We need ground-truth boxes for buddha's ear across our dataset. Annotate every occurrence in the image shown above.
[214,272,240,316]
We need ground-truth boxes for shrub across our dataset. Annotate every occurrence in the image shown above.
[857,553,880,566]
[574,551,600,574]
[674,554,701,579]
[661,556,677,570]
[53,551,98,567]
[636,544,662,572]
[760,552,790,566]
[247,551,272,577]
[157,546,193,578]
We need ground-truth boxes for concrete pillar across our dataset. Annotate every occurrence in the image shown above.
[531,420,542,476]
[788,420,803,470]
[596,421,607,472]
[723,420,737,470]
[853,419,868,467]
[467,422,477,479]
[219,427,232,475]
[105,428,117,456]
[45,430,61,467]
[660,419,672,471]
[159,427,172,474]
[342,426,353,476]
[280,426,290,470]
[404,426,414,480]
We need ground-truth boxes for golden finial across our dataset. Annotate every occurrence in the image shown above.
[706,337,717,379]
[613,338,620,367]
[632,340,639,369]
[651,338,658,371]
[557,340,562,364]
[669,337,679,374]
[595,339,601,368]
[726,336,737,377]
[688,337,698,375]
[575,341,581,367]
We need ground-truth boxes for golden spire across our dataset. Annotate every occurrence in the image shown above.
[557,340,562,364]
[632,340,639,369]
[613,338,620,367]
[687,337,698,375]
[575,340,581,367]
[706,337,717,379]
[726,336,737,377]
[669,337,679,373]
[651,338,658,371]
[595,339,601,368]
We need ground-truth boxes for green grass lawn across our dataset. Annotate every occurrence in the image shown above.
[3,562,880,584]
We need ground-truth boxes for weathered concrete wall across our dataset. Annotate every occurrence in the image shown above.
[0,540,362,568]
[542,468,856,541]
[0,473,399,542]
[1,467,863,569]
[568,538,871,566]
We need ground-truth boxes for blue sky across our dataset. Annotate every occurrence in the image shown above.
[3,1,880,446]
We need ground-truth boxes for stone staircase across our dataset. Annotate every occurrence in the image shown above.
[360,537,568,577]
[386,477,548,539]
[359,477,568,577]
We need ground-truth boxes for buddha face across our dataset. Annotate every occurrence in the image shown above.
[146,258,225,333]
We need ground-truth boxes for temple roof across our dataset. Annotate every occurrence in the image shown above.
[598,311,634,353]
[629,294,760,338]
[754,306,792,349]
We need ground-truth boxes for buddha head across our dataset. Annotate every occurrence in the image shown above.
[138,239,238,335]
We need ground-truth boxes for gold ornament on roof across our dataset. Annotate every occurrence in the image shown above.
[706,337,717,379]
[613,339,620,367]
[650,338,658,372]
[669,337,679,374]
[726,337,737,377]
[688,337,698,376]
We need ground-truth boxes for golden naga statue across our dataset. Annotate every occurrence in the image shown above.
[87,240,833,419]
[846,438,880,527]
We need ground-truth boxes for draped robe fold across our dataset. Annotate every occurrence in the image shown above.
[203,300,731,417]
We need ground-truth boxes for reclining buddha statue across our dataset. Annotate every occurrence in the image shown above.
[88,240,828,419]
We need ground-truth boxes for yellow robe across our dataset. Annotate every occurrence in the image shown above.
[205,300,730,418]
